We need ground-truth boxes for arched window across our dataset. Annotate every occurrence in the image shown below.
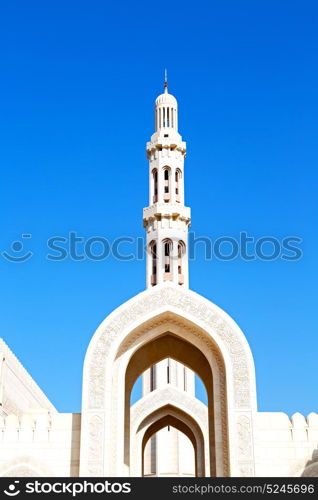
[152,169,158,203]
[163,167,170,202]
[175,169,182,202]
[178,240,186,285]
[150,241,157,286]
[163,239,172,279]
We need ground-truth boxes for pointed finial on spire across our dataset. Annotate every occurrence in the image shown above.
[164,68,168,93]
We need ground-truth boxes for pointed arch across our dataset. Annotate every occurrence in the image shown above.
[162,238,173,280]
[141,411,203,476]
[130,385,209,477]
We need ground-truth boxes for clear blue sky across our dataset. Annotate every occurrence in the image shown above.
[0,1,317,415]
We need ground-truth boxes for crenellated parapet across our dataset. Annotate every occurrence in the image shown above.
[256,411,318,442]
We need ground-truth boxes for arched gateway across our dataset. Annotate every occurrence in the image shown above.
[80,76,257,477]
[80,284,257,477]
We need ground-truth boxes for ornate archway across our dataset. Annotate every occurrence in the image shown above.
[80,284,257,477]
[124,333,215,474]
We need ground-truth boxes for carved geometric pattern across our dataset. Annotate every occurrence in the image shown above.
[84,284,255,476]
[88,285,251,411]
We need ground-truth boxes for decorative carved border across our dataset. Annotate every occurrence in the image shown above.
[88,286,251,411]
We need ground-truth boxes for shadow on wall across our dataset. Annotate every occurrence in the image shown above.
[301,449,318,477]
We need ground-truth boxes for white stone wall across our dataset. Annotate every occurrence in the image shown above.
[254,412,318,477]
[142,360,196,476]
[0,410,80,477]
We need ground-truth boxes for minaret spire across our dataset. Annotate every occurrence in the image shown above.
[164,68,168,93]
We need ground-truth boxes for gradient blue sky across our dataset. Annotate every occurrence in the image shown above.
[0,1,317,415]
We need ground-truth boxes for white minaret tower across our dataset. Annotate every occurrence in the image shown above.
[142,74,196,477]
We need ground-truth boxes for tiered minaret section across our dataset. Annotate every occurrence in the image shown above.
[143,79,191,289]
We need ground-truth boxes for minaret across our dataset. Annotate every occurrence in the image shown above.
[142,74,195,477]
[143,72,191,289]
